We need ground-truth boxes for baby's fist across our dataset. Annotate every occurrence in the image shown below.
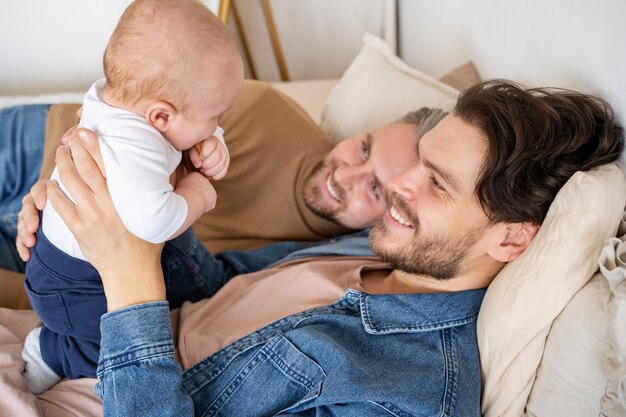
[196,136,230,180]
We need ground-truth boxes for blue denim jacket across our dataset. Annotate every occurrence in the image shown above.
[97,230,485,417]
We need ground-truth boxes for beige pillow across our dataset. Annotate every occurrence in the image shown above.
[478,163,626,417]
[320,33,459,143]
[525,273,612,416]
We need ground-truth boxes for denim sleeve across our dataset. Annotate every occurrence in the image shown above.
[96,302,194,417]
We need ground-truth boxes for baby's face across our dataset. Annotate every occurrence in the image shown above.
[165,62,243,151]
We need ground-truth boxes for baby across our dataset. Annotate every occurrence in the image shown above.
[21,0,243,393]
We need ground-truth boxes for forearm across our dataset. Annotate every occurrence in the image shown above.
[96,302,194,417]
[171,172,215,239]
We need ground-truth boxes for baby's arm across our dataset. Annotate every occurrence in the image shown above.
[97,123,214,243]
[170,171,216,238]
[187,127,230,180]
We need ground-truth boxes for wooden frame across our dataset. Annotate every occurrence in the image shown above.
[216,0,259,79]
[217,0,289,81]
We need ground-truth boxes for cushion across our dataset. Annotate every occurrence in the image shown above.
[596,228,626,416]
[525,272,612,416]
[271,62,480,126]
[438,61,481,92]
[478,163,626,417]
[320,33,459,143]
[272,79,339,124]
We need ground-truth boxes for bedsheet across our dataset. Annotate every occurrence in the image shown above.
[0,308,101,417]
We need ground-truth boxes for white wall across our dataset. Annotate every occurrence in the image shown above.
[0,0,132,95]
[0,0,394,94]
[248,0,395,81]
[398,0,626,127]
[2,0,625,131]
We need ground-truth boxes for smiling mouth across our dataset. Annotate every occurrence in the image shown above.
[389,206,413,228]
[326,174,341,202]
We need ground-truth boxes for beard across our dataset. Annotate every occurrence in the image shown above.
[302,160,343,223]
[369,197,483,280]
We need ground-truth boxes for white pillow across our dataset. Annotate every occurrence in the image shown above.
[478,163,626,417]
[319,33,459,143]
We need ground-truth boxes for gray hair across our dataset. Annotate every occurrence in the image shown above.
[396,107,448,140]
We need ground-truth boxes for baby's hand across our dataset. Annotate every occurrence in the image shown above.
[189,136,230,180]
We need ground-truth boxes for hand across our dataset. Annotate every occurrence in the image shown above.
[16,121,100,262]
[188,136,230,180]
[48,128,166,311]
[16,180,48,262]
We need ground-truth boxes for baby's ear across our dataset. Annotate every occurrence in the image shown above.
[145,101,176,133]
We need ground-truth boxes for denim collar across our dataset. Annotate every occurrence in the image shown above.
[342,288,486,334]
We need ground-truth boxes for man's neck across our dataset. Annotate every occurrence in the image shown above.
[362,266,497,295]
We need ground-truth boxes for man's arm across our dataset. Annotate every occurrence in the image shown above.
[97,302,194,417]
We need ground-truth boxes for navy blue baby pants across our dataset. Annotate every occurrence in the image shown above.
[24,226,201,378]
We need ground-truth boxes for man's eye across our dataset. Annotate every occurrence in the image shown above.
[430,176,444,191]
[361,141,369,159]
[371,181,379,198]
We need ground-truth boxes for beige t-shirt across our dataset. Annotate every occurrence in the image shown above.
[174,256,390,370]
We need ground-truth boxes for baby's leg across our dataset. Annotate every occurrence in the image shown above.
[21,327,61,394]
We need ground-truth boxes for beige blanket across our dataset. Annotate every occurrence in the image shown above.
[0,308,101,416]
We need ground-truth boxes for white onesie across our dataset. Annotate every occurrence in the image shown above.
[42,78,223,260]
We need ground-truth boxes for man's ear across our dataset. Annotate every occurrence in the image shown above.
[488,222,540,263]
[145,101,177,133]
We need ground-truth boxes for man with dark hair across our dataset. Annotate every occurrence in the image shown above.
[8,80,624,415]
[370,80,624,281]
[456,81,623,225]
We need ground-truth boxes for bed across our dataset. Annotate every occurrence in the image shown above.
[1,31,625,417]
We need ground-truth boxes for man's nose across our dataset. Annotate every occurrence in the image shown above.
[333,164,368,190]
[388,163,421,201]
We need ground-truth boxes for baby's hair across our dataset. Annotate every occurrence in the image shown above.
[103,0,237,110]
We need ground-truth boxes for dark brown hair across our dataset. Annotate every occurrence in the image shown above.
[454,79,624,224]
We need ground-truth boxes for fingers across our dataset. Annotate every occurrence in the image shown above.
[61,125,77,145]
[19,193,40,242]
[30,179,49,210]
[16,231,31,262]
[200,150,229,179]
[54,144,95,211]
[187,146,202,169]
[200,137,219,158]
[16,205,33,261]
[214,154,230,180]
[46,179,78,231]
[72,128,106,178]
[68,129,108,198]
